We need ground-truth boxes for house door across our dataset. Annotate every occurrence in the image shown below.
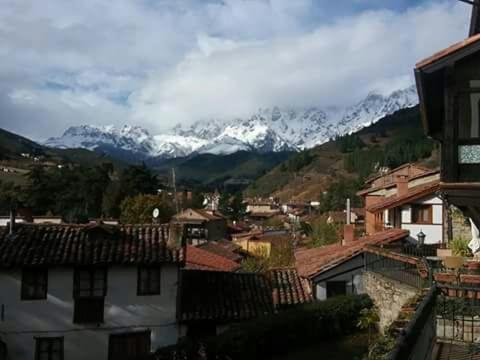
[108,331,151,360]
[394,208,402,228]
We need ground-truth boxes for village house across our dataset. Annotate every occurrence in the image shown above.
[358,164,443,244]
[0,223,183,360]
[171,208,227,244]
[415,22,480,230]
[295,228,410,300]
[245,200,280,218]
[196,240,244,263]
[0,209,63,227]
[185,245,241,272]
[231,230,291,257]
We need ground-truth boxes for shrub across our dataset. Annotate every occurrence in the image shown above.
[205,295,373,359]
[302,216,341,247]
[451,237,471,257]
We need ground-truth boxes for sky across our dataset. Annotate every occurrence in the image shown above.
[0,0,473,141]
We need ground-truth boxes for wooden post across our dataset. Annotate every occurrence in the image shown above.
[442,66,458,182]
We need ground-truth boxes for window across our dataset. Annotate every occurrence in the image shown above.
[73,267,107,298]
[326,281,347,298]
[137,266,161,295]
[73,267,107,324]
[411,205,433,224]
[21,268,47,300]
[108,331,151,360]
[35,337,63,360]
[456,83,480,164]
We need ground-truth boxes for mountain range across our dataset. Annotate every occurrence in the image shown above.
[44,85,418,160]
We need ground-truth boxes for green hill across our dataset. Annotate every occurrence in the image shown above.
[245,106,438,201]
[148,151,293,190]
[0,128,126,185]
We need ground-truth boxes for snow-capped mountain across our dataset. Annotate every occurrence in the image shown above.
[45,85,418,159]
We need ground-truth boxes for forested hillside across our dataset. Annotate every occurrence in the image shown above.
[245,106,438,206]
[147,151,292,190]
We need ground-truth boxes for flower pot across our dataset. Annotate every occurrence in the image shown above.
[434,272,457,283]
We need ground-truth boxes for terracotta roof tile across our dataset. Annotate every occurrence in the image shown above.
[174,208,224,222]
[358,168,439,196]
[416,33,480,69]
[270,268,313,308]
[295,228,409,278]
[0,224,182,267]
[179,268,312,322]
[185,245,241,272]
[365,181,439,213]
[197,241,243,262]
[179,269,275,322]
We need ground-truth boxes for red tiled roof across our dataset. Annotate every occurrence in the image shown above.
[358,168,439,196]
[174,208,224,222]
[416,33,480,69]
[179,268,312,322]
[366,181,439,213]
[0,224,182,267]
[295,228,409,278]
[179,269,275,321]
[197,240,243,262]
[185,245,240,272]
[364,245,429,279]
[270,268,313,308]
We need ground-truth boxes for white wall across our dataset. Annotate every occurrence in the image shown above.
[382,195,443,245]
[401,196,443,244]
[0,264,179,360]
[313,255,365,301]
[315,274,364,301]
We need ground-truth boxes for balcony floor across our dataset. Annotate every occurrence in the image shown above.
[436,342,480,360]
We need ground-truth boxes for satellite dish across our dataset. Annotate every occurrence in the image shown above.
[152,208,160,219]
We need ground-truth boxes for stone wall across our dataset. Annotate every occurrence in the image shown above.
[363,271,418,333]
[443,206,471,244]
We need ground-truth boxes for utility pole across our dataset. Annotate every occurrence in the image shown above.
[172,168,179,214]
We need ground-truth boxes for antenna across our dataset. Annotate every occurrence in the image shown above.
[172,168,179,214]
[152,208,160,224]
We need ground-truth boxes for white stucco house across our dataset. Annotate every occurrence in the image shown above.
[360,165,444,245]
[0,223,184,360]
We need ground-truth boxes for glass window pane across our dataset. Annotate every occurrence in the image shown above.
[459,145,480,164]
[458,85,480,139]
[39,340,49,352]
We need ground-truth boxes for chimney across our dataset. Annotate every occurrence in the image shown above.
[343,224,355,245]
[9,209,16,235]
[395,175,409,197]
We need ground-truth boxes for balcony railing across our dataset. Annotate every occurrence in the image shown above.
[388,285,437,360]
[401,244,442,258]
[388,285,480,359]
[364,248,431,289]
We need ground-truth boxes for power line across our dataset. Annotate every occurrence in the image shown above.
[0,322,178,336]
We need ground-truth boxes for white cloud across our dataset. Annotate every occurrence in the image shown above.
[0,0,472,139]
[131,1,469,131]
